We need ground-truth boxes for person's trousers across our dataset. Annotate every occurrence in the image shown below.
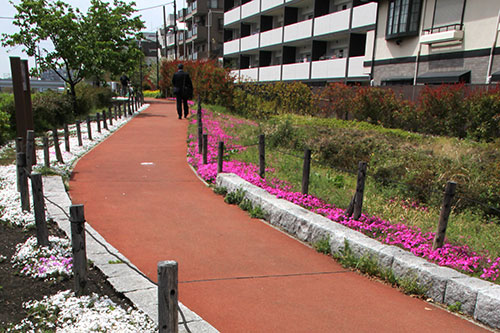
[176,95,189,118]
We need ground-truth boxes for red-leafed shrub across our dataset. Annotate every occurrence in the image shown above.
[159,59,235,105]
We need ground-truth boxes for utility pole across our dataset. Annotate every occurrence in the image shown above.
[156,31,160,88]
[173,0,178,60]
[163,6,168,59]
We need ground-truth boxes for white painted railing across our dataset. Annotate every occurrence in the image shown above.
[224,7,240,26]
[314,9,350,37]
[352,2,377,29]
[261,0,284,12]
[282,62,310,80]
[224,39,240,55]
[259,65,281,81]
[241,0,260,19]
[284,19,313,42]
[311,58,347,79]
[240,34,260,52]
[347,56,368,78]
[240,68,259,81]
[260,27,283,47]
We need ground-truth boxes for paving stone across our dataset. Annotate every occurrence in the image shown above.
[125,288,157,324]
[445,276,493,315]
[179,320,219,333]
[108,273,155,293]
[391,250,429,279]
[97,263,136,279]
[474,285,500,329]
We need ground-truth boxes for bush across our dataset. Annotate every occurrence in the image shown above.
[466,88,500,142]
[416,84,468,138]
[159,59,235,106]
[143,90,161,98]
[31,91,74,132]
[75,83,114,116]
[316,83,354,119]
[0,93,14,145]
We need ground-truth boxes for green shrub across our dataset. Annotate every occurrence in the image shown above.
[31,91,74,132]
[249,204,266,219]
[313,236,331,254]
[0,93,14,145]
[143,90,161,98]
[224,188,246,205]
[466,90,500,142]
[351,87,403,127]
[316,83,354,119]
[75,82,114,116]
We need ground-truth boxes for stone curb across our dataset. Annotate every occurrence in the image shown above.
[216,173,500,329]
[43,175,219,332]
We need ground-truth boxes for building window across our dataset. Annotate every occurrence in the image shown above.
[432,0,465,29]
[208,0,218,9]
[386,0,422,40]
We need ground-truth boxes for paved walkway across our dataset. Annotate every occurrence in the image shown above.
[69,100,486,332]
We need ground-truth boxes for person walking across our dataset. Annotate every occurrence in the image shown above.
[172,63,193,119]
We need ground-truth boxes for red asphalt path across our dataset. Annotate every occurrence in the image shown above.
[69,100,487,332]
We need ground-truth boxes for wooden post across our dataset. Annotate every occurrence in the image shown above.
[102,111,108,130]
[96,113,101,133]
[10,57,34,150]
[432,181,457,250]
[64,123,70,152]
[86,116,93,141]
[52,128,64,163]
[158,261,178,333]
[345,162,367,219]
[119,103,123,118]
[197,97,203,154]
[203,134,208,164]
[259,134,265,179]
[76,120,83,146]
[15,137,23,154]
[128,99,132,115]
[31,173,49,247]
[217,141,224,174]
[70,204,87,296]
[301,149,311,195]
[25,130,35,173]
[108,108,113,126]
[16,152,30,211]
[43,136,50,167]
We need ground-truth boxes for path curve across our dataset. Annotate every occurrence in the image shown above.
[69,100,487,332]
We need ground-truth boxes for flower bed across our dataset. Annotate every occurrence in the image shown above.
[187,107,500,282]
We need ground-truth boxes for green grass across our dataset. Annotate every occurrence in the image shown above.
[224,189,246,205]
[203,108,500,262]
[312,236,331,254]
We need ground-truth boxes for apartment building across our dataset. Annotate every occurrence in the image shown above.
[223,0,378,83]
[177,0,225,61]
[369,0,500,85]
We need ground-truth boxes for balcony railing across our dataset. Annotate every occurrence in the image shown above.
[240,34,259,51]
[311,58,347,79]
[261,0,283,12]
[284,19,313,42]
[282,62,310,80]
[224,39,240,55]
[224,7,240,26]
[423,23,463,35]
[241,0,260,19]
[259,65,281,81]
[240,68,258,81]
[420,24,464,45]
[260,27,283,47]
[314,8,350,37]
[351,2,377,29]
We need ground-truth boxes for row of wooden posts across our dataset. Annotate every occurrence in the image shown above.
[14,95,181,332]
[194,100,456,250]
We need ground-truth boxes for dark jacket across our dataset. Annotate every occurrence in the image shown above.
[172,69,193,98]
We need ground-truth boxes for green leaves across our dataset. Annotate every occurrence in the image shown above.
[2,0,145,112]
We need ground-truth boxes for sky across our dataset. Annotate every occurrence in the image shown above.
[0,0,185,78]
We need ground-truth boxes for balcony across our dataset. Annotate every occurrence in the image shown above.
[241,0,260,20]
[240,34,260,52]
[348,56,369,78]
[259,65,281,81]
[311,58,347,79]
[420,24,464,45]
[240,68,259,81]
[260,27,282,48]
[224,39,240,55]
[282,62,310,80]
[261,0,283,12]
[351,2,377,29]
[224,7,240,26]
[167,35,175,47]
[314,9,350,37]
[284,19,313,42]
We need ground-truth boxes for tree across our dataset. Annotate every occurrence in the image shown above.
[2,0,144,114]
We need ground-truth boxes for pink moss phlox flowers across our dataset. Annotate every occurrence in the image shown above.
[187,107,500,282]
